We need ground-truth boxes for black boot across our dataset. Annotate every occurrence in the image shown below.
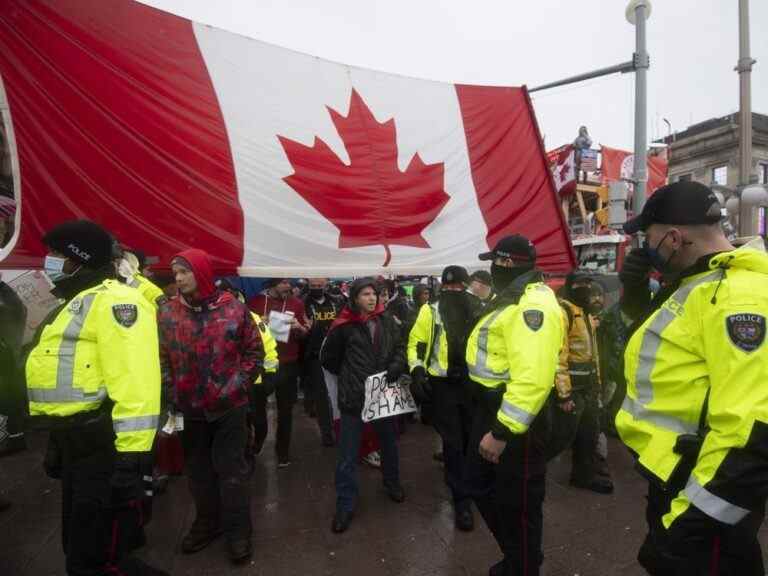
[331,510,353,534]
[228,538,253,564]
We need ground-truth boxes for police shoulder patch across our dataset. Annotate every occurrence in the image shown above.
[257,321,267,334]
[726,313,765,353]
[112,304,138,328]
[523,309,544,332]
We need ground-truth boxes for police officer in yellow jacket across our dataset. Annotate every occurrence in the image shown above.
[26,220,166,576]
[617,181,768,575]
[464,236,563,576]
[408,265,481,532]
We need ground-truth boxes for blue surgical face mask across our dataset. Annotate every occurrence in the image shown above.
[643,231,677,273]
[44,255,73,283]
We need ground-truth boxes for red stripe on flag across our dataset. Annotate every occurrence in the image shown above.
[454,85,575,273]
[0,0,241,272]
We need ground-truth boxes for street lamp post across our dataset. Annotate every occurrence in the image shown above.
[626,0,652,216]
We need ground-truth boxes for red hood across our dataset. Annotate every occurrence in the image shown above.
[329,303,385,332]
[173,248,216,300]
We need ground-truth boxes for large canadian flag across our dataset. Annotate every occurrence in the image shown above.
[0,0,575,275]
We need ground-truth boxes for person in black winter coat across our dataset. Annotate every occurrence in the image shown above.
[321,277,407,534]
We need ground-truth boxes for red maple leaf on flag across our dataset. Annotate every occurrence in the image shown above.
[278,89,449,266]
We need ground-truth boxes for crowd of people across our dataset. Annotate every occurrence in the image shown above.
[0,181,767,576]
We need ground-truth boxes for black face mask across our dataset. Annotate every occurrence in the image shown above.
[491,263,532,293]
[570,286,592,309]
[309,288,325,300]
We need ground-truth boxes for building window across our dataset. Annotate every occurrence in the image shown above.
[760,163,768,185]
[677,173,692,182]
[712,165,728,186]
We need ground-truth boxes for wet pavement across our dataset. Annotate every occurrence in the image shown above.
[1,408,767,576]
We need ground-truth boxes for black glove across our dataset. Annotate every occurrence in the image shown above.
[385,367,401,384]
[409,366,432,404]
[619,248,653,288]
[111,452,143,505]
[261,372,276,397]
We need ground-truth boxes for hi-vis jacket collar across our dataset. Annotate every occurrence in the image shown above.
[708,245,768,275]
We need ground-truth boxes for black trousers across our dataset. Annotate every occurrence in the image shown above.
[306,356,333,437]
[639,482,765,576]
[181,405,252,543]
[51,417,145,576]
[431,376,472,507]
[570,386,601,483]
[252,362,300,459]
[464,389,547,576]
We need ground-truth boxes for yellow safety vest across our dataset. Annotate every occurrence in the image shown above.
[26,279,161,452]
[466,281,563,434]
[251,312,278,383]
[127,273,165,310]
[617,247,768,529]
[407,303,448,377]
[555,299,601,399]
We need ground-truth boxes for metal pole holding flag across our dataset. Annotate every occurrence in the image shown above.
[626,0,651,215]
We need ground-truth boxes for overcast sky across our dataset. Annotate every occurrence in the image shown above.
[142,0,767,152]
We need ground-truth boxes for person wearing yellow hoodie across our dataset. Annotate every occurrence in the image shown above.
[617,181,768,575]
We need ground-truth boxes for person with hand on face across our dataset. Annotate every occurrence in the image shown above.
[464,235,563,576]
[549,272,614,494]
[617,181,768,575]
[304,278,340,447]
[248,279,309,468]
[320,278,407,534]
[408,265,481,531]
[158,250,264,564]
[26,220,167,576]
[469,270,494,307]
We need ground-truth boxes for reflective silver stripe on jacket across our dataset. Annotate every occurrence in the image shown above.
[113,415,159,433]
[128,278,141,289]
[468,309,510,381]
[500,399,534,426]
[620,395,698,435]
[630,271,721,412]
[264,359,279,370]
[684,475,749,525]
[429,306,447,376]
[28,294,108,403]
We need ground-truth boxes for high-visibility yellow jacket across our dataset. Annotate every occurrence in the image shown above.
[617,247,768,530]
[555,299,601,399]
[251,312,278,384]
[26,279,161,452]
[466,280,563,435]
[127,273,165,309]
[407,303,448,377]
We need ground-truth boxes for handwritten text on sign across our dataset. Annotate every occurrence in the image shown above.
[362,371,417,423]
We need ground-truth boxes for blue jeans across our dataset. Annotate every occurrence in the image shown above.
[335,412,400,514]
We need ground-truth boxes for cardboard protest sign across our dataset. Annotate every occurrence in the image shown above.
[362,371,417,423]
[7,270,61,343]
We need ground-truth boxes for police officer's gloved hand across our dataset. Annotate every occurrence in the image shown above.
[619,248,653,288]
[409,366,432,404]
[261,373,276,397]
[111,452,143,505]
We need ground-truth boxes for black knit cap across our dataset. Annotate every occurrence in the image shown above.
[623,181,724,234]
[42,220,114,269]
[441,265,470,285]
